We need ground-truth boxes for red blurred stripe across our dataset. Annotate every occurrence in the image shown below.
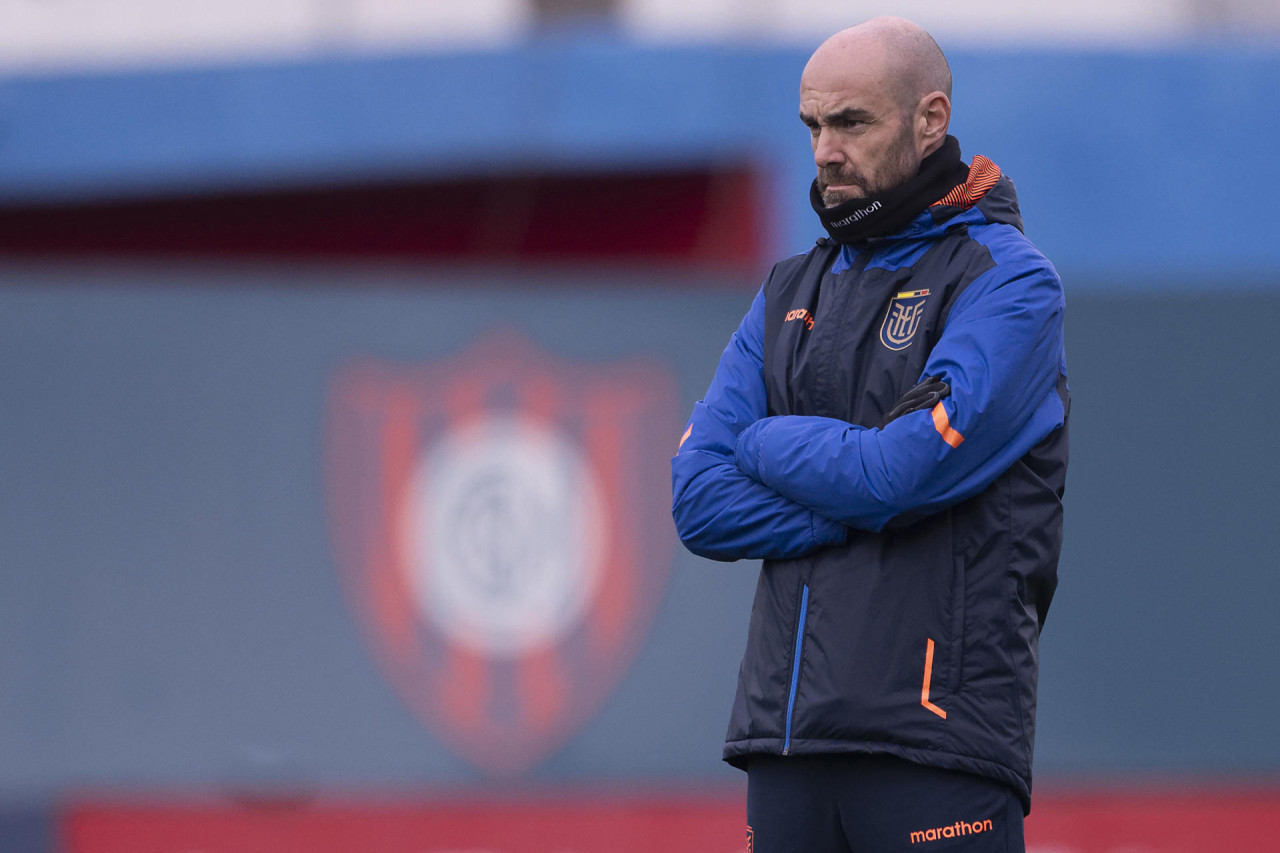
[0,168,765,273]
[62,788,1280,853]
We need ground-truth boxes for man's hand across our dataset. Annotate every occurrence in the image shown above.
[881,375,950,427]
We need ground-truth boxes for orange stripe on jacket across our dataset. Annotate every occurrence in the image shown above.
[921,638,947,719]
[678,424,692,450]
[931,402,964,448]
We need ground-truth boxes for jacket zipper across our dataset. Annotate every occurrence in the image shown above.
[782,583,810,755]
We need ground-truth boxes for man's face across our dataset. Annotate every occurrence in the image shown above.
[800,57,922,206]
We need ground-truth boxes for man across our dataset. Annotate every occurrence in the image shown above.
[671,17,1068,853]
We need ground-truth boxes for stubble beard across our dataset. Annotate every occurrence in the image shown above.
[819,119,920,207]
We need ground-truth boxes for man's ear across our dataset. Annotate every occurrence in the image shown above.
[916,91,951,155]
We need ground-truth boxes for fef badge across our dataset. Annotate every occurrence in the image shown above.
[325,332,678,776]
[879,288,930,351]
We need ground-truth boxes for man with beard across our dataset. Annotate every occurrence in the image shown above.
[671,17,1069,853]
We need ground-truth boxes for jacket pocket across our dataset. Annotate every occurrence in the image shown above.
[946,547,966,693]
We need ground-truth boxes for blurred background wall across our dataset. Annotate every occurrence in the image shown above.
[1,2,1278,851]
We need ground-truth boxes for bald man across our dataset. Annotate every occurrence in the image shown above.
[672,18,1068,853]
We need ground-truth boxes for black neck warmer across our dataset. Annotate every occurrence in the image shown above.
[811,135,969,245]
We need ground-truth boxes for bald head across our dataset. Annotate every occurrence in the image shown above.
[800,17,955,202]
[805,17,951,112]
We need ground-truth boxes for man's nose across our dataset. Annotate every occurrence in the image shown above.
[813,128,844,167]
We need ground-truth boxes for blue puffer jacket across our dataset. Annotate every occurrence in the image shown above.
[671,158,1069,811]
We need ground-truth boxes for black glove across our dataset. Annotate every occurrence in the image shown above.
[881,375,950,427]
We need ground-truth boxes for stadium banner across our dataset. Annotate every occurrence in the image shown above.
[62,790,1280,853]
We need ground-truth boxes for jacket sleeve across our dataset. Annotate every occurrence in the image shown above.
[671,288,849,561]
[733,249,1067,533]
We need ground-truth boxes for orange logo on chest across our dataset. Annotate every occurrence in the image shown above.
[785,308,815,330]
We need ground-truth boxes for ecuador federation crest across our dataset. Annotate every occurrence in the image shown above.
[879,288,931,351]
[325,332,678,776]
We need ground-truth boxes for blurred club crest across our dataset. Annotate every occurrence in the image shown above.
[326,332,678,776]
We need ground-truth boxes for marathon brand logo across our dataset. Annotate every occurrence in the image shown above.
[785,308,815,330]
[909,818,994,844]
[325,332,678,777]
[830,199,882,228]
[880,288,931,351]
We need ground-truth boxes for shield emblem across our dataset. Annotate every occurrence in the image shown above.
[326,332,679,776]
[879,288,931,351]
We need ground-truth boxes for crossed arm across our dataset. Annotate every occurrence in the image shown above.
[670,256,1066,562]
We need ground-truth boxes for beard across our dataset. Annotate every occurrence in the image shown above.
[818,119,920,206]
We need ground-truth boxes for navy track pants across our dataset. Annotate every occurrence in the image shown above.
[746,753,1024,852]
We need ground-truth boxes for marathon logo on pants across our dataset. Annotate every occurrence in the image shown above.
[909,818,994,844]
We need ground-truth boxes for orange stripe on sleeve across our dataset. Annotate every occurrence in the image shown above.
[678,424,692,450]
[931,402,964,448]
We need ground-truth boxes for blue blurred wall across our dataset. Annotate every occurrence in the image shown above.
[1,41,1277,282]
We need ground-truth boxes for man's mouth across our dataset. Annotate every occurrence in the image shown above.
[822,181,866,204]
[820,174,865,198]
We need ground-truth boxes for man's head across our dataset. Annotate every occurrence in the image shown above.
[801,17,953,206]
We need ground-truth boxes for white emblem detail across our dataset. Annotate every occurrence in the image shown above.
[405,417,607,658]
